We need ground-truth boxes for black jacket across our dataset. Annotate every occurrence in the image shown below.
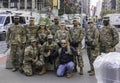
[52,46,78,64]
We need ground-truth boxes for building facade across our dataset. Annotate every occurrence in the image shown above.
[116,0,120,13]
[0,0,52,11]
[102,0,111,11]
[77,0,90,16]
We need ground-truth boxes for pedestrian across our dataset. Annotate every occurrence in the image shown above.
[54,21,70,47]
[69,17,84,75]
[49,16,60,36]
[22,38,44,76]
[40,34,58,75]
[6,14,26,72]
[51,39,78,78]
[85,20,100,76]
[25,17,38,46]
[37,21,50,45]
[99,17,119,53]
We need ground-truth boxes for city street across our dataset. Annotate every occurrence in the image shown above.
[0,32,120,83]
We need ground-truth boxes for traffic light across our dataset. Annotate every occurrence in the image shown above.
[53,0,58,7]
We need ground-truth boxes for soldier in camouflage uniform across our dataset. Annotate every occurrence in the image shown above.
[22,38,44,76]
[49,16,60,36]
[54,22,70,47]
[40,34,58,75]
[37,21,50,45]
[69,18,84,75]
[6,15,26,72]
[99,17,119,53]
[85,20,100,76]
[25,17,38,46]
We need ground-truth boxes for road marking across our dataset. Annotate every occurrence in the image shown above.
[0,55,7,63]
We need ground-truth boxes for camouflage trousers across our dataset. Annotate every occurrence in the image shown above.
[10,44,24,69]
[87,47,100,70]
[22,60,44,76]
[75,46,84,68]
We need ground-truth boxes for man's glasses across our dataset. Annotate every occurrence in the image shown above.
[61,43,66,44]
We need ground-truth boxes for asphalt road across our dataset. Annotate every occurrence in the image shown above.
[0,49,97,83]
[0,31,120,83]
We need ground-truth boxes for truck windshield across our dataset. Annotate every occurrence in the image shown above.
[0,16,5,24]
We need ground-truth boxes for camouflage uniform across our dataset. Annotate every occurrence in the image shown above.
[49,17,60,35]
[85,21,100,75]
[99,24,119,53]
[22,39,44,76]
[37,22,50,45]
[6,23,26,71]
[54,22,70,43]
[25,17,38,46]
[69,25,84,74]
[41,35,58,71]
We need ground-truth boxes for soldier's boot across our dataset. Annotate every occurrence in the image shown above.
[19,64,24,73]
[73,66,77,72]
[12,64,18,72]
[79,67,83,75]
[12,67,17,72]
[66,74,72,78]
[89,70,95,76]
[87,69,92,73]
[39,66,46,75]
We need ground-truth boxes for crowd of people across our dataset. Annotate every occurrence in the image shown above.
[5,14,119,78]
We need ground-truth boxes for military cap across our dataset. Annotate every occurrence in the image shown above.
[60,21,66,25]
[39,21,46,25]
[14,14,19,19]
[88,20,94,24]
[30,17,35,20]
[103,16,109,21]
[47,34,53,39]
[54,16,59,20]
[30,38,37,42]
[73,17,79,20]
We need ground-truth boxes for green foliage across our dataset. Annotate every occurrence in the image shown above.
[58,4,77,15]
[100,10,116,17]
[39,17,52,27]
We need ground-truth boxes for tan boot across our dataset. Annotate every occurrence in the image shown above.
[89,70,95,76]
[12,68,17,72]
[39,66,46,75]
[79,67,83,75]
[66,74,72,78]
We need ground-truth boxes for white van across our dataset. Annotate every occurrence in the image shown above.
[104,14,120,27]
[0,13,26,33]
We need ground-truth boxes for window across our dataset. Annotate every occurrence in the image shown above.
[4,16,10,26]
[0,16,5,24]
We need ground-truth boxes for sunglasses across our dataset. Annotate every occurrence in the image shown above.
[61,43,66,44]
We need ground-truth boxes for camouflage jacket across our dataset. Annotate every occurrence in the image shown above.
[50,24,60,35]
[99,25,119,47]
[37,29,50,45]
[24,45,38,62]
[41,41,58,57]
[6,24,26,45]
[86,27,99,47]
[69,26,84,43]
[25,25,38,42]
[54,30,70,43]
